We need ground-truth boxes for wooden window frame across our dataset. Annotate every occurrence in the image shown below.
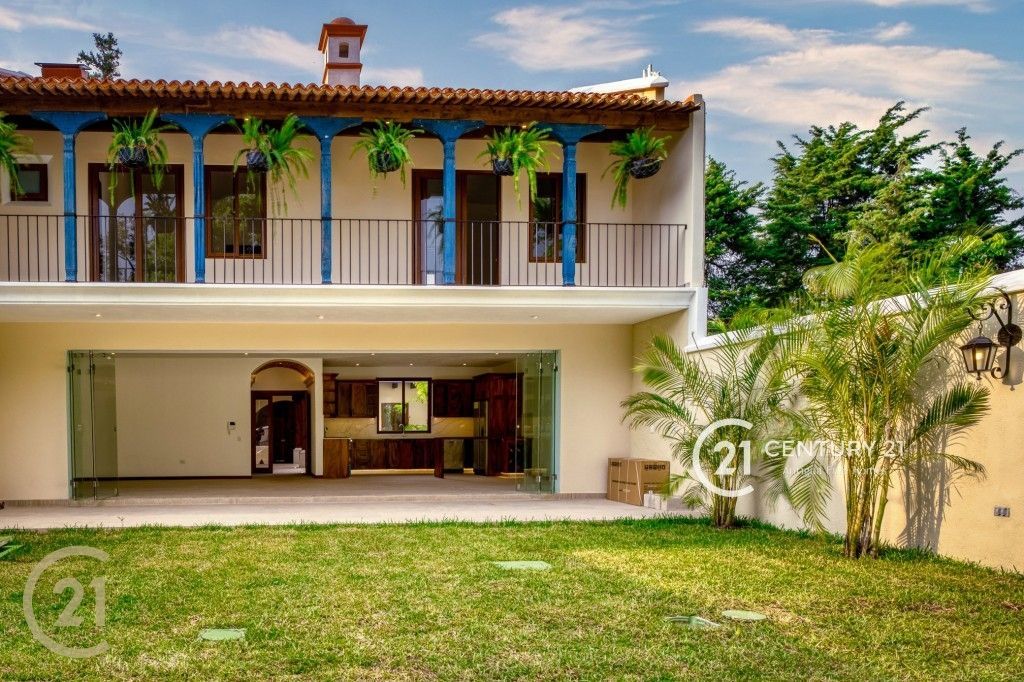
[528,172,587,263]
[204,165,268,259]
[10,163,48,202]
[87,163,186,283]
[410,169,502,285]
[376,377,433,434]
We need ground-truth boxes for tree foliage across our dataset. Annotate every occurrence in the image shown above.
[771,234,992,558]
[706,104,1024,324]
[77,32,121,79]
[705,158,764,320]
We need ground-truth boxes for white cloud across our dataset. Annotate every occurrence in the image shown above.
[0,7,96,32]
[694,17,832,48]
[206,26,319,74]
[855,0,991,10]
[473,6,651,71]
[362,67,425,87]
[872,21,913,41]
[683,20,1012,130]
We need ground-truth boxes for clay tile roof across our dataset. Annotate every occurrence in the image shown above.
[0,76,702,128]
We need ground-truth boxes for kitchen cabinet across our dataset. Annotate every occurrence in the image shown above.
[336,381,379,418]
[323,373,338,417]
[323,439,349,478]
[433,380,474,417]
[347,438,443,474]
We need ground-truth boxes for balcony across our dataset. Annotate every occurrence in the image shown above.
[0,214,688,288]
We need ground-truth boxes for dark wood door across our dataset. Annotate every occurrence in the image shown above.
[412,170,501,285]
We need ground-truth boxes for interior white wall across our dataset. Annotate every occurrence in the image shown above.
[114,355,323,478]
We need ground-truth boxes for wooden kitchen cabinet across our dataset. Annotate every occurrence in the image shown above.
[336,381,379,418]
[323,373,338,417]
[433,380,474,418]
[323,439,349,478]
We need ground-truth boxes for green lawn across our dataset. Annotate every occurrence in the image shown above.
[1,518,1022,680]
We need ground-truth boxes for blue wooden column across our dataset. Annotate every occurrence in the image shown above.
[31,111,106,282]
[162,113,232,283]
[413,119,485,284]
[540,123,604,286]
[299,116,362,284]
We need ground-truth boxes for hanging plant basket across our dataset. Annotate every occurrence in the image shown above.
[628,156,663,180]
[491,157,514,176]
[117,145,150,168]
[369,149,402,175]
[246,149,269,173]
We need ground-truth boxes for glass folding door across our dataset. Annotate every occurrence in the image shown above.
[519,351,558,493]
[69,351,119,499]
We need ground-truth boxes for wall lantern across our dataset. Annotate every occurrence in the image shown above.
[961,288,1022,385]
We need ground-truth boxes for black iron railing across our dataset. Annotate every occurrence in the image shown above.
[1,214,688,287]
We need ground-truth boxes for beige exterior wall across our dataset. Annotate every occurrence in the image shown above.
[2,126,699,287]
[669,288,1024,571]
[0,320,634,502]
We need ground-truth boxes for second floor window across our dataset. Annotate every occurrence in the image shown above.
[205,166,266,258]
[530,173,587,263]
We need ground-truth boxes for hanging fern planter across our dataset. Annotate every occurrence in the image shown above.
[116,145,150,168]
[604,127,671,209]
[369,148,402,175]
[491,157,514,176]
[478,123,551,203]
[628,156,663,179]
[353,121,420,189]
[232,114,313,213]
[245,149,269,173]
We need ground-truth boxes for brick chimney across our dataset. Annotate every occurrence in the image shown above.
[35,62,90,79]
[318,17,366,87]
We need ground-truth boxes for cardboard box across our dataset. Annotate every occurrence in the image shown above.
[607,458,670,506]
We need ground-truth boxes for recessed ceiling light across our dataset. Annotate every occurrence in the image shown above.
[462,362,467,366]
[409,362,414,366]
[317,314,325,320]
[531,315,539,320]
[94,313,102,318]
[355,363,360,366]
[370,352,376,356]
[243,352,249,356]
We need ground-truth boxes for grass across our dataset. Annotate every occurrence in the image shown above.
[1,518,1022,680]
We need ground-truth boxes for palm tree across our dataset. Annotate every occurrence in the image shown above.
[775,235,992,558]
[621,327,797,528]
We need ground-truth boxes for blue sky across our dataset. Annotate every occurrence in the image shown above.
[1,0,1022,190]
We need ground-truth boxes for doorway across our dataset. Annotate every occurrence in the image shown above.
[412,170,501,285]
[88,163,186,283]
[251,391,310,475]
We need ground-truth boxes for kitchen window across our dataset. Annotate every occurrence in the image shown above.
[377,379,432,433]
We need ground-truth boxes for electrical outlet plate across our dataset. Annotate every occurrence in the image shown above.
[994,506,1011,518]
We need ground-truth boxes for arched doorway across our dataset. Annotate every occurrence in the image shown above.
[251,360,315,475]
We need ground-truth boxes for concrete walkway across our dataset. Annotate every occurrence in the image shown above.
[0,497,682,530]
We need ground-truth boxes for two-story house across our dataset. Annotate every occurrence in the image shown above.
[0,17,705,504]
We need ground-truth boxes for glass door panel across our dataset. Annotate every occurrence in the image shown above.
[91,165,183,282]
[69,351,95,500]
[95,169,138,282]
[414,174,444,284]
[140,172,180,282]
[520,351,558,493]
[68,351,119,500]
[92,353,119,499]
[461,174,501,285]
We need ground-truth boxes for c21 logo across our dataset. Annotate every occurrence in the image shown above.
[23,546,109,659]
